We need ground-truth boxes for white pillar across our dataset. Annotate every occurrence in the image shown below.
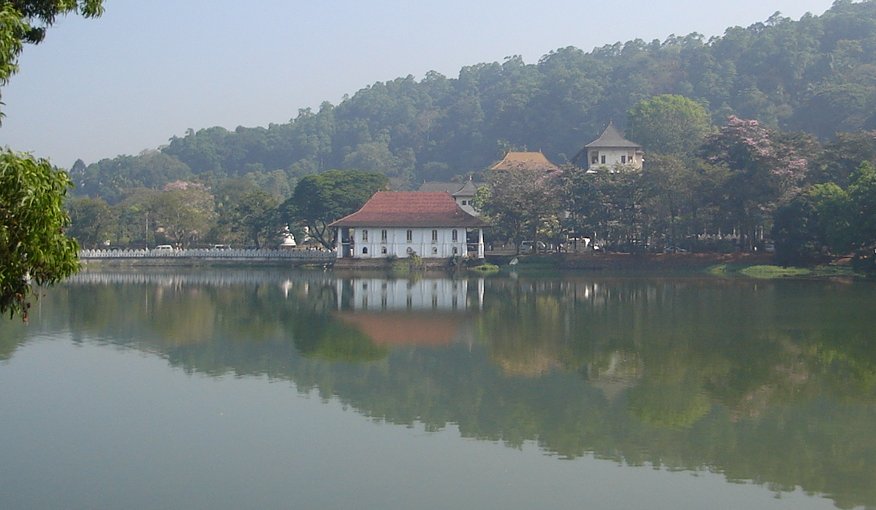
[477,228,484,259]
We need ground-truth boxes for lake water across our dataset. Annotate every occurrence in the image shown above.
[1,268,875,510]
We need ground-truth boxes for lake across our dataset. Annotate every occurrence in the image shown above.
[1,268,875,510]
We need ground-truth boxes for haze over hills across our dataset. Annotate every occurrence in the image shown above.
[72,0,876,201]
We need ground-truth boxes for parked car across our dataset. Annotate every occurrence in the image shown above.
[154,244,174,251]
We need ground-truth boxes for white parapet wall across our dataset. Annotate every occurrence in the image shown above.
[79,248,336,263]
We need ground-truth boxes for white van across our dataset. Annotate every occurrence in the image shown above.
[154,245,174,251]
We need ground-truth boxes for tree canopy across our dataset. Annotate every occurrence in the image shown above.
[478,166,561,252]
[0,150,79,319]
[626,94,712,155]
[279,170,388,249]
[1,0,104,319]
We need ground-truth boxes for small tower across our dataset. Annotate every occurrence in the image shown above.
[452,177,481,216]
[573,122,643,171]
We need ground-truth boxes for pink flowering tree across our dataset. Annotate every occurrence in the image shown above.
[700,116,809,251]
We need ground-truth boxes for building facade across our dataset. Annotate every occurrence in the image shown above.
[330,192,487,259]
[573,122,643,171]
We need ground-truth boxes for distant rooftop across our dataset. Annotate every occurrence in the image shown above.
[490,151,560,172]
[417,181,462,193]
[417,180,481,197]
[585,121,641,149]
[452,179,480,197]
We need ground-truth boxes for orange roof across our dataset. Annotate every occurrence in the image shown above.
[330,191,487,228]
[334,311,463,347]
[490,151,560,172]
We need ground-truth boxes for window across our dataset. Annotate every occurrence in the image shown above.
[591,151,598,164]
[432,230,438,243]
[452,247,458,255]
[600,155,606,164]
[432,247,438,254]
[621,155,627,164]
[381,229,387,242]
[362,247,368,254]
[381,246,387,254]
[461,200,467,206]
[406,229,412,242]
[361,229,368,242]
[452,229,458,242]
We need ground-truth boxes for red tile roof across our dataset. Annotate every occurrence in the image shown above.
[330,191,487,228]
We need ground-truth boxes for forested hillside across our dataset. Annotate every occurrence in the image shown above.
[71,0,876,200]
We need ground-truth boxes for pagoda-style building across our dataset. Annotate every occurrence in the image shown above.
[572,122,643,171]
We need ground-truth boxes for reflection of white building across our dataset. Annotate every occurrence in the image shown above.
[336,278,484,312]
[330,192,487,259]
[334,278,484,348]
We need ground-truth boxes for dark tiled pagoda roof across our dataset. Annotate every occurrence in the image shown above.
[452,179,480,197]
[330,192,487,228]
[585,122,641,149]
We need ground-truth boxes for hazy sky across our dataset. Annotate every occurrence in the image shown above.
[2,0,836,166]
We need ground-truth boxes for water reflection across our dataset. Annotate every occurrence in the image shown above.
[5,268,876,508]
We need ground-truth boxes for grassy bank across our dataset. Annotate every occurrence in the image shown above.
[487,253,865,280]
[708,263,859,279]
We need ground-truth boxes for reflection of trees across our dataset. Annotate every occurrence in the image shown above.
[12,271,876,508]
[478,283,572,377]
[626,381,710,429]
[293,319,387,362]
[0,319,27,360]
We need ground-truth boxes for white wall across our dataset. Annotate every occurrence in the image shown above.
[587,148,642,169]
[350,227,470,259]
[455,197,479,216]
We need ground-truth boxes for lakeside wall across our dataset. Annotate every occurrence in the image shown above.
[79,248,335,266]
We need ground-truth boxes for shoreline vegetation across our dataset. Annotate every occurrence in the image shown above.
[79,251,866,280]
[506,252,863,280]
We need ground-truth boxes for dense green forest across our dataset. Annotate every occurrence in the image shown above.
[64,1,876,261]
[71,0,876,197]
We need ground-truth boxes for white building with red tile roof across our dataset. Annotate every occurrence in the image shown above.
[329,191,487,259]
